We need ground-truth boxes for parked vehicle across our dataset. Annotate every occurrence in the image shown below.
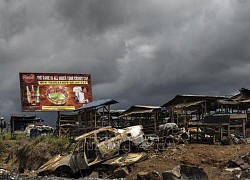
[37,125,145,177]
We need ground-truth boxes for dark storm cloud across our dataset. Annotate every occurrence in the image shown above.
[55,0,130,35]
[0,2,28,41]
[1,0,250,123]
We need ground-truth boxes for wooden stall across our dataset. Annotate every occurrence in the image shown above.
[10,115,43,138]
[57,99,118,138]
[188,114,247,144]
[121,105,162,134]
[161,95,228,127]
[162,88,250,143]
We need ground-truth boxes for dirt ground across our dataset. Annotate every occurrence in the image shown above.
[127,143,250,180]
[1,138,250,179]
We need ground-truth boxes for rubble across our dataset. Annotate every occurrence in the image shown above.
[226,153,250,179]
[162,164,208,180]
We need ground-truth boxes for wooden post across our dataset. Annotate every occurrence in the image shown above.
[204,100,207,116]
[243,119,246,138]
[184,108,187,129]
[94,109,97,128]
[154,111,157,134]
[11,117,14,139]
[108,105,111,126]
[196,125,199,141]
[177,111,179,126]
[220,125,223,142]
[171,107,174,123]
[102,106,104,127]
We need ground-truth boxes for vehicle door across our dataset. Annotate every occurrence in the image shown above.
[72,139,88,171]
[96,129,122,159]
[83,135,97,164]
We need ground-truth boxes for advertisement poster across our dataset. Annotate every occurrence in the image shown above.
[19,73,92,111]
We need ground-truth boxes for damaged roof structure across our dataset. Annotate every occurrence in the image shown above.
[162,94,228,108]
[217,88,250,111]
[76,98,118,111]
[121,105,162,134]
[58,99,118,138]
[161,95,228,125]
[35,87,249,142]
[161,89,250,143]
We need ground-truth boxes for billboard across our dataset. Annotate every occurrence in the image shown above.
[19,73,92,111]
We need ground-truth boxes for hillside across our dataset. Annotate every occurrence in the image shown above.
[1,135,250,179]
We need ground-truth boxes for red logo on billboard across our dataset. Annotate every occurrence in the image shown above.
[22,74,35,83]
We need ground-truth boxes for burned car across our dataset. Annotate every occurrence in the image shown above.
[150,123,189,144]
[37,125,145,177]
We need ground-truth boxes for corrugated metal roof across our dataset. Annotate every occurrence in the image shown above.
[75,99,118,111]
[121,105,161,116]
[162,95,228,108]
[59,111,79,116]
[133,105,161,109]
[10,115,36,118]
[174,101,205,109]
[218,100,239,105]
[240,99,250,103]
[122,109,155,116]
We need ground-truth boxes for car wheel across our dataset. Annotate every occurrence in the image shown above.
[54,166,72,178]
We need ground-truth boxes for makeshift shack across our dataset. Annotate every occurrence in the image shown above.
[161,95,228,127]
[162,89,250,143]
[101,109,126,128]
[188,114,247,144]
[57,99,118,138]
[10,115,43,138]
[121,105,162,134]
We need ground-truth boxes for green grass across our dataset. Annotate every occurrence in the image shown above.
[0,132,28,141]
[0,132,71,149]
[33,134,71,149]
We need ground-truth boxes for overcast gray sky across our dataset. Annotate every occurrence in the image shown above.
[1,0,250,124]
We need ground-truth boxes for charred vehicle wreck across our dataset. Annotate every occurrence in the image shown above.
[158,123,189,143]
[37,125,145,177]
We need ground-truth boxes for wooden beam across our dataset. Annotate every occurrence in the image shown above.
[243,119,246,138]
[108,105,111,126]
